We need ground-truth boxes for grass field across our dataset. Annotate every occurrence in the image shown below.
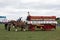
[0,24,60,40]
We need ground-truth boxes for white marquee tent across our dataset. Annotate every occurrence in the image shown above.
[0,16,8,23]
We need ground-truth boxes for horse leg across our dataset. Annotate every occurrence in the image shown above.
[22,26,26,31]
[21,27,23,31]
[5,26,7,30]
[15,26,18,32]
[5,24,7,30]
[8,26,11,31]
[13,26,15,28]
[23,28,26,31]
[15,29,18,32]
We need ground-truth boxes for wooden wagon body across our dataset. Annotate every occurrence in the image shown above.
[26,15,57,31]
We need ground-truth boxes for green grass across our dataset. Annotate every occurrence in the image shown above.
[0,24,60,40]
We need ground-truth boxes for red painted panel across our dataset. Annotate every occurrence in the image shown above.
[42,24,55,30]
[28,24,35,31]
[27,16,56,21]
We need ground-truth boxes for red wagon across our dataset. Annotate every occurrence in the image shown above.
[26,12,57,31]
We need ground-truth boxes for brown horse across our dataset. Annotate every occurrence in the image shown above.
[7,20,27,31]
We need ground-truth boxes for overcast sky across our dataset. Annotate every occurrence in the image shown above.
[0,0,60,20]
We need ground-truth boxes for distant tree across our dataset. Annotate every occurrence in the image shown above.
[56,18,60,24]
[56,18,60,20]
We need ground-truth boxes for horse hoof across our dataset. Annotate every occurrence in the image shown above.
[15,29,18,32]
[23,29,26,31]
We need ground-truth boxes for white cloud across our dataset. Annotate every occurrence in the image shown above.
[21,0,40,3]
[21,0,59,5]
[0,0,60,20]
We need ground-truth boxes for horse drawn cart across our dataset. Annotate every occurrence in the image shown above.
[4,12,57,31]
